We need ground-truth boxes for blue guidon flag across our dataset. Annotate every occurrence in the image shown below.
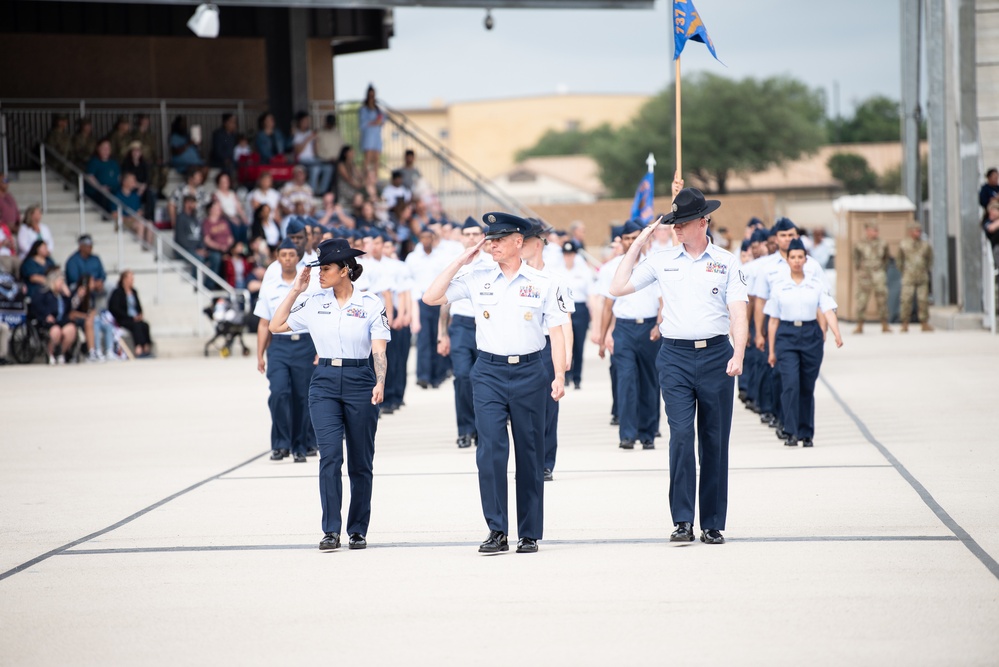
[673,0,720,61]
[629,172,655,224]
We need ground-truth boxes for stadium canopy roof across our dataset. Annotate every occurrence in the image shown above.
[34,0,654,8]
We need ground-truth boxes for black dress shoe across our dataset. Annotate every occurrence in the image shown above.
[417,380,429,389]
[319,532,340,550]
[573,382,581,390]
[348,533,367,550]
[471,434,478,447]
[761,412,774,425]
[784,435,798,447]
[738,390,748,402]
[270,449,289,461]
[478,530,509,554]
[776,427,789,440]
[457,434,472,449]
[305,447,318,457]
[801,438,814,448]
[293,453,307,463]
[610,415,620,426]
[381,405,396,415]
[700,529,725,545]
[670,522,695,542]
[516,537,539,553]
[619,440,635,450]
[543,468,553,482]
[641,440,655,450]
[655,431,661,438]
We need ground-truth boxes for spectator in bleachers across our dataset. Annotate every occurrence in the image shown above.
[202,200,235,284]
[249,236,273,271]
[291,111,334,196]
[316,192,356,230]
[210,113,239,180]
[251,203,280,254]
[120,141,156,221]
[114,172,154,246]
[336,145,362,210]
[233,134,252,164]
[108,116,132,161]
[129,113,167,195]
[71,274,113,362]
[382,169,412,210]
[0,215,18,277]
[44,115,74,181]
[71,118,96,170]
[32,270,77,365]
[399,149,421,190]
[174,195,205,272]
[213,172,248,244]
[222,243,261,295]
[20,239,55,302]
[85,139,121,214]
[168,166,211,229]
[280,165,314,213]
[362,167,380,204]
[0,173,19,231]
[984,201,999,269]
[355,199,378,232]
[255,112,287,165]
[109,269,153,357]
[359,85,384,174]
[17,206,55,260]
[249,171,280,214]
[411,197,431,231]
[65,234,107,292]
[168,116,204,174]
[315,113,343,177]
[0,268,18,364]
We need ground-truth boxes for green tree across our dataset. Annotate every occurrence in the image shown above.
[592,73,827,196]
[878,157,929,201]
[829,95,901,143]
[515,124,614,162]
[827,152,878,193]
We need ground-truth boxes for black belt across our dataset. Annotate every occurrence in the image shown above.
[661,334,728,349]
[451,315,475,324]
[272,333,312,343]
[478,351,542,364]
[780,320,818,328]
[317,357,366,367]
[616,317,657,325]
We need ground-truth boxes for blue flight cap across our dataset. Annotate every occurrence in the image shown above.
[419,225,436,236]
[278,237,297,252]
[740,239,752,252]
[482,212,531,240]
[562,239,581,254]
[750,228,769,244]
[772,217,797,233]
[462,216,482,231]
[308,238,366,267]
[747,217,764,229]
[285,218,306,235]
[611,224,625,239]
[787,238,807,253]
[621,219,645,235]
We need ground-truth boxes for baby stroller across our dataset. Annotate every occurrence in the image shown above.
[203,297,250,358]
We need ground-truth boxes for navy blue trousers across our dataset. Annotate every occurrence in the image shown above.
[658,339,734,531]
[568,305,590,386]
[541,337,558,471]
[612,320,661,442]
[774,321,824,440]
[417,303,447,385]
[448,315,478,437]
[609,356,619,419]
[471,354,546,539]
[266,334,316,456]
[309,364,379,536]
[385,324,411,409]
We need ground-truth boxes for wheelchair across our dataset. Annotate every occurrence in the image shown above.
[9,297,81,364]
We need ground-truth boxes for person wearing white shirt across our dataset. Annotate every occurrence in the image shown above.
[292,112,334,195]
[379,236,414,414]
[17,206,55,259]
[610,185,748,547]
[380,170,411,210]
[561,239,595,390]
[406,226,449,388]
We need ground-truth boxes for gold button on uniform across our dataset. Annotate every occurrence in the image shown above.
[483,311,490,319]
[524,312,533,321]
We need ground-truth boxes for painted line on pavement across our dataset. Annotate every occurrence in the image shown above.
[58,535,959,556]
[0,452,269,582]
[820,375,999,582]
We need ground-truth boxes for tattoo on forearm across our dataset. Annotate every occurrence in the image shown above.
[374,351,387,385]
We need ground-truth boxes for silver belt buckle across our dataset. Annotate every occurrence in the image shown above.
[793,320,803,327]
[635,318,645,324]
[507,355,520,364]
[331,358,343,367]
[694,340,707,349]
[290,334,301,341]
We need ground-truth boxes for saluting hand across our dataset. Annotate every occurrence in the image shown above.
[672,173,684,199]
[460,238,487,266]
[293,266,311,293]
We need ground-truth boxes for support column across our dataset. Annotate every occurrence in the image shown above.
[262,7,293,135]
[900,0,921,211]
[926,0,950,305]
[958,0,982,312]
[289,8,310,118]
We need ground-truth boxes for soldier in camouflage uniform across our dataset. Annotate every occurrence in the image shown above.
[898,222,934,332]
[43,114,74,181]
[852,222,891,333]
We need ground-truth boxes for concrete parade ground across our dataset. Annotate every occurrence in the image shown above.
[1,328,998,666]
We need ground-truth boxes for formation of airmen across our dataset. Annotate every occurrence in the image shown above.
[252,188,936,554]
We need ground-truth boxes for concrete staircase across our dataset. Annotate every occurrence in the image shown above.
[7,169,230,357]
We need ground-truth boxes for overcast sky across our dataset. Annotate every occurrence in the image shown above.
[334,0,901,116]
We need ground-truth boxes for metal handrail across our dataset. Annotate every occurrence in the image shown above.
[33,144,250,335]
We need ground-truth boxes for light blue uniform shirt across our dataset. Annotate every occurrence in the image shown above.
[445,262,570,356]
[630,243,748,340]
[599,254,661,320]
[751,253,826,300]
[254,274,303,336]
[450,254,496,318]
[763,274,838,322]
[565,257,595,303]
[285,289,391,359]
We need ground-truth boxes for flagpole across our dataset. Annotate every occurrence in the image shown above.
[675,56,682,179]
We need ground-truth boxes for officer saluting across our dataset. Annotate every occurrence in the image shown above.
[610,187,749,546]
[423,212,570,555]
[269,238,391,552]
